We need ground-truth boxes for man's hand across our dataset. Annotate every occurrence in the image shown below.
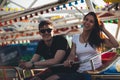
[64,60,74,67]
[19,61,33,69]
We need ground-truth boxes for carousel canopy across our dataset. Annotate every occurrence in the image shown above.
[0,0,120,45]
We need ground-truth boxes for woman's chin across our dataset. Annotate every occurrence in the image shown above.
[84,28,91,31]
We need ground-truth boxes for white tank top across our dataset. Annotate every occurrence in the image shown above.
[72,34,102,73]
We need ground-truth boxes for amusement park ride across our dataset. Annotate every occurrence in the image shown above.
[0,0,120,80]
[0,0,120,45]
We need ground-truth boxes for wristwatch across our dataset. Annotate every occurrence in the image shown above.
[31,61,35,68]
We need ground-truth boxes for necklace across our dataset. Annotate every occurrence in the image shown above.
[80,34,88,47]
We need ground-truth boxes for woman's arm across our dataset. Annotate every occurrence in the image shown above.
[101,22,119,48]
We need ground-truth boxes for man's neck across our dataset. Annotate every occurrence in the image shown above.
[44,38,53,47]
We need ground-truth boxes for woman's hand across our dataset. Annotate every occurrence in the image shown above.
[99,21,106,31]
[64,60,74,67]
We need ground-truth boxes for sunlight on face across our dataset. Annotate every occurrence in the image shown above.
[83,15,95,31]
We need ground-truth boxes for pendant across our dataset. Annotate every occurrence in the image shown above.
[85,43,87,47]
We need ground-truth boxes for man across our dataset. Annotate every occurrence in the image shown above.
[19,19,71,80]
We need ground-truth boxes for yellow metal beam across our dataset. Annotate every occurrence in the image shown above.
[104,0,120,3]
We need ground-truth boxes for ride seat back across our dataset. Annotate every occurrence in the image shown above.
[102,52,117,64]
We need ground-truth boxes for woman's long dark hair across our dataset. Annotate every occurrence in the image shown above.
[84,12,103,48]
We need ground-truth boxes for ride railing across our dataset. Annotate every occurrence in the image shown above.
[0,66,22,80]
[85,48,120,80]
[20,48,120,79]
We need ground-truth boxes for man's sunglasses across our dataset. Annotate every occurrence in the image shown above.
[39,28,52,33]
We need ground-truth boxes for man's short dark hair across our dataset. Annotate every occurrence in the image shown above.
[38,20,53,30]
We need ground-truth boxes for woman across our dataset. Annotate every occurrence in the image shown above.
[46,12,119,80]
